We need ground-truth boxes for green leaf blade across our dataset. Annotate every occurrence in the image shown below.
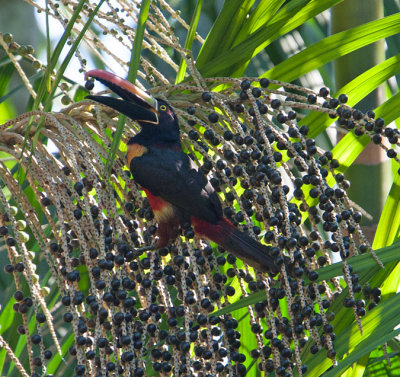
[105,0,150,176]
[196,0,255,70]
[176,0,203,84]
[264,12,400,82]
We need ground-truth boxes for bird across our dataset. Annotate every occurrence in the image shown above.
[85,69,279,275]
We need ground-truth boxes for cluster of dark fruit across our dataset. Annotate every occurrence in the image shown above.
[46,238,248,375]
[172,78,391,374]
[27,179,261,376]
[1,76,391,377]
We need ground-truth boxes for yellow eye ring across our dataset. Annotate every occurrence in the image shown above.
[160,104,167,111]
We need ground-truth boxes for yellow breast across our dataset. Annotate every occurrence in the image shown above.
[127,143,148,166]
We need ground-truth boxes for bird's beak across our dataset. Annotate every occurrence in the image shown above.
[85,69,159,124]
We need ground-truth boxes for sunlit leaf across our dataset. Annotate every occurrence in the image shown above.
[198,0,342,77]
[176,0,203,84]
[264,12,400,82]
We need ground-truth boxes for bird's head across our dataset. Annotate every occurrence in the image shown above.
[85,69,180,143]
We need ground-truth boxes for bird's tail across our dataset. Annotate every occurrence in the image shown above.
[193,217,279,274]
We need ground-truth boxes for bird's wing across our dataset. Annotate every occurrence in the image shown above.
[129,147,222,224]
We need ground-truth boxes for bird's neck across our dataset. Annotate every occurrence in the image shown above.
[129,127,181,150]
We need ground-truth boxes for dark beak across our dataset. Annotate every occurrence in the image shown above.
[85,69,159,124]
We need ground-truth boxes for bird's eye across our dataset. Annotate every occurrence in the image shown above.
[159,104,167,111]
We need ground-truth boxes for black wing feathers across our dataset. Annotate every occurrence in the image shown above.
[130,147,223,223]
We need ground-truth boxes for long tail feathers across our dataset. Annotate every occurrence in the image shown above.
[204,219,279,274]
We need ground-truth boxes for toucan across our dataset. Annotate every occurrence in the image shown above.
[85,69,279,274]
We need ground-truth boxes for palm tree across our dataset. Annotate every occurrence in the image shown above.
[1,1,400,376]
